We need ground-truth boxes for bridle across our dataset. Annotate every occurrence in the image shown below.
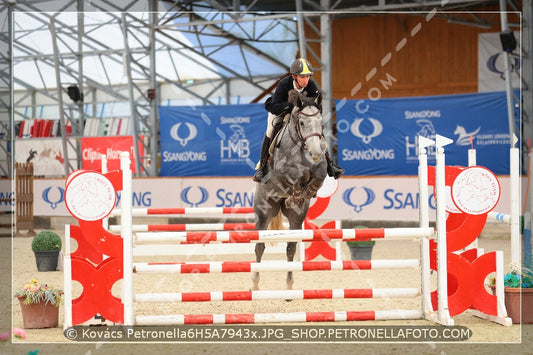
[291,106,324,145]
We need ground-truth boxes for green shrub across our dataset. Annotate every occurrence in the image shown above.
[346,240,376,247]
[31,231,62,252]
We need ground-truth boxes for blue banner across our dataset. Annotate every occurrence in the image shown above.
[336,91,515,175]
[159,104,266,176]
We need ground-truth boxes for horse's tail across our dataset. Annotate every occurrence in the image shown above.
[268,210,285,230]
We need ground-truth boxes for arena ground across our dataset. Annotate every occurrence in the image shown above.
[4,222,533,354]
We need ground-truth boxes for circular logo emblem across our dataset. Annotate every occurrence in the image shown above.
[451,166,500,215]
[65,172,116,221]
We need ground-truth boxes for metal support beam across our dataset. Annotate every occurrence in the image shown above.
[296,0,307,59]
[6,2,14,178]
[499,0,518,145]
[120,13,142,177]
[320,0,334,159]
[148,0,158,176]
[50,18,74,176]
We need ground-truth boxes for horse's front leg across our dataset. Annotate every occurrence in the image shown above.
[286,242,297,291]
[252,242,265,291]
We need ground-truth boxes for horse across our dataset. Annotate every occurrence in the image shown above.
[252,89,328,292]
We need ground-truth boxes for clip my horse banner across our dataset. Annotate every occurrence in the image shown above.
[159,104,266,176]
[336,91,517,176]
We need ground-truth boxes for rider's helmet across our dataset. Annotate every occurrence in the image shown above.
[290,58,313,76]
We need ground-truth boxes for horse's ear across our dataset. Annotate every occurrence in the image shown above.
[315,91,322,107]
[288,89,302,108]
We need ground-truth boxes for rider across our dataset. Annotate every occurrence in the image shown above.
[253,58,344,183]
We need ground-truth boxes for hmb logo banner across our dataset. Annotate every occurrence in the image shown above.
[336,91,514,176]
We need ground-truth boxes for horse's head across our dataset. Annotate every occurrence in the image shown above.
[288,90,327,162]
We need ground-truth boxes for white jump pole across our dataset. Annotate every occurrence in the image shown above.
[418,136,433,229]
[510,134,520,265]
[120,152,134,325]
[467,146,479,250]
[63,224,72,328]
[434,135,453,326]
[101,154,109,231]
[418,136,434,318]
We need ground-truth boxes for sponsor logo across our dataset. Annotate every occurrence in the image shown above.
[220,116,251,124]
[170,122,197,147]
[340,118,395,162]
[220,124,250,162]
[404,110,441,120]
[342,148,395,161]
[42,186,64,209]
[162,151,207,162]
[384,189,436,210]
[350,118,383,144]
[416,119,436,138]
[486,52,520,80]
[181,186,209,207]
[454,125,481,146]
[115,191,152,207]
[403,119,438,161]
[216,189,254,207]
[342,186,375,213]
[83,147,132,163]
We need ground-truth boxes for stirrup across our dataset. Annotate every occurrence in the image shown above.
[253,169,264,183]
[253,165,269,183]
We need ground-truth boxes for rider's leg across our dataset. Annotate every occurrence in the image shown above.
[253,135,271,182]
[325,151,344,179]
[253,113,276,183]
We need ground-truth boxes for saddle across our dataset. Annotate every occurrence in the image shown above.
[268,113,290,156]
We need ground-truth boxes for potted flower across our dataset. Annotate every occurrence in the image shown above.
[15,279,63,329]
[346,226,375,260]
[31,230,62,271]
[347,240,376,260]
[490,263,533,324]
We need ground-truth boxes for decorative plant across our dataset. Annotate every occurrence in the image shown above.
[503,263,533,288]
[0,328,26,343]
[31,231,62,252]
[15,279,63,306]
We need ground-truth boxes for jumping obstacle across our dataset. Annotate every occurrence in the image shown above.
[64,135,513,328]
[115,143,446,326]
[465,136,520,264]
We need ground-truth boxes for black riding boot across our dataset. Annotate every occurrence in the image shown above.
[253,135,271,183]
[326,152,344,179]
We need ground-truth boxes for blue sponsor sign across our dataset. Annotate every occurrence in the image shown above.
[159,104,266,176]
[336,91,516,175]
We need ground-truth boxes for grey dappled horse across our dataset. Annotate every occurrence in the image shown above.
[252,89,328,292]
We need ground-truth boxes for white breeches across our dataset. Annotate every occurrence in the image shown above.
[265,112,278,138]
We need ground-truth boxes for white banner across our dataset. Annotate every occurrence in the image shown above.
[478,32,521,92]
[15,138,77,177]
[1,175,516,223]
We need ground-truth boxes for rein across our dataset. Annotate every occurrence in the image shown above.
[294,107,323,144]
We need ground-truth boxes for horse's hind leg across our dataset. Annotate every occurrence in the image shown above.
[252,242,265,291]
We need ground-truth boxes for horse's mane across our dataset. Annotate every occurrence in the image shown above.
[288,89,321,110]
